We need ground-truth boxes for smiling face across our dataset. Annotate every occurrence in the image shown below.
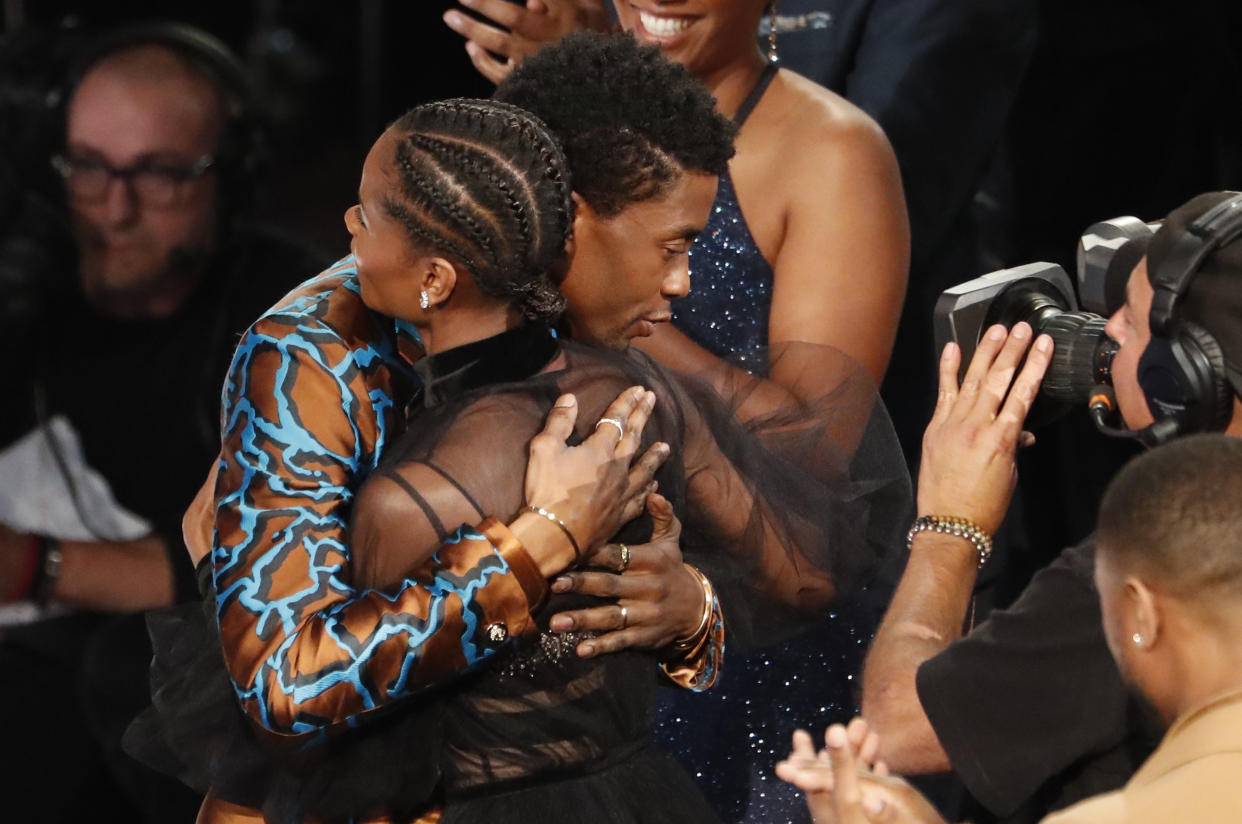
[561,170,717,349]
[1104,259,1158,431]
[344,128,424,319]
[612,0,769,79]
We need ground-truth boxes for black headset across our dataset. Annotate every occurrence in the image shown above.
[59,20,264,210]
[1136,193,1242,442]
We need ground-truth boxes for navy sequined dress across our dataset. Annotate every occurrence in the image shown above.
[662,62,880,824]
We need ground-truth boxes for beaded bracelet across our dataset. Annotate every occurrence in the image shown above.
[525,505,581,560]
[907,515,993,569]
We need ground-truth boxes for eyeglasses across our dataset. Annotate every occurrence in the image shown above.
[50,153,216,208]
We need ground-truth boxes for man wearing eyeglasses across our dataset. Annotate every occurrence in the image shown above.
[0,24,322,823]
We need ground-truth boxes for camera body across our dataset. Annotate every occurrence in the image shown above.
[934,217,1156,427]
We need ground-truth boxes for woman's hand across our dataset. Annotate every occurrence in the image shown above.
[547,492,703,657]
[916,323,1053,535]
[443,0,610,85]
[524,387,669,562]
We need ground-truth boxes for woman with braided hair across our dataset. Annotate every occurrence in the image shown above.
[128,88,908,823]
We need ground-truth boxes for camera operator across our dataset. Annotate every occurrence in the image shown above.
[0,22,322,822]
[858,190,1242,824]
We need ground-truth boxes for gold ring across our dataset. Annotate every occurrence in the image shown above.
[617,543,631,573]
[619,605,628,629]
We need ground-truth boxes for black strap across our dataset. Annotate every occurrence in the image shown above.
[381,467,449,543]
[734,61,779,126]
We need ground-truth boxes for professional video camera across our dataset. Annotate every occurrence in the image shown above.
[934,216,1157,428]
[0,24,79,340]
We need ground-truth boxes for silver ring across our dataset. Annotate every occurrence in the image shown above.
[617,543,631,574]
[595,417,625,437]
[619,605,628,629]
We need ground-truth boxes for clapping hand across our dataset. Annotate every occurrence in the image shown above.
[776,719,950,824]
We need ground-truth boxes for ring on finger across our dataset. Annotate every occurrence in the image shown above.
[616,543,631,574]
[619,605,628,629]
[595,417,625,437]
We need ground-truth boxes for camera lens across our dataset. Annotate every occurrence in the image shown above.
[1039,312,1116,403]
[981,277,1116,424]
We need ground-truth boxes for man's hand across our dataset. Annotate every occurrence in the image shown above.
[547,492,703,657]
[776,721,949,824]
[443,0,610,84]
[525,387,669,559]
[917,323,1053,534]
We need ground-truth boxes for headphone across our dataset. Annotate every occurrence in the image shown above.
[58,20,264,211]
[1136,193,1242,443]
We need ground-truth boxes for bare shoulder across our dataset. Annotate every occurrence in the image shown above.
[753,69,895,178]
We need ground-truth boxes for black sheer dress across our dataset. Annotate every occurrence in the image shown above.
[127,323,910,823]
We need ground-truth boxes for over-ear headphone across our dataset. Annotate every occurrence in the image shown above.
[1137,193,1242,442]
[58,20,264,212]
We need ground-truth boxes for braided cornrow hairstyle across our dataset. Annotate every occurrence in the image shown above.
[495,31,736,217]
[385,98,574,322]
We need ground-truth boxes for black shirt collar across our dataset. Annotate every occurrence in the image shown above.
[411,323,559,411]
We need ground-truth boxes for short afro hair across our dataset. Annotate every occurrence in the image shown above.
[1098,433,1242,602]
[494,31,735,217]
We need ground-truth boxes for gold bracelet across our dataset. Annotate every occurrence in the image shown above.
[525,505,581,560]
[907,515,993,568]
[670,564,714,650]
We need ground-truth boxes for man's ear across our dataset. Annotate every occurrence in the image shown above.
[1126,575,1162,650]
[420,256,459,308]
[571,192,597,243]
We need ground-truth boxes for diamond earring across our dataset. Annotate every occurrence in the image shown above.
[766,1,779,63]
[419,290,430,310]
[1132,633,1144,646]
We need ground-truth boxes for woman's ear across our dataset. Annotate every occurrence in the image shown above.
[420,256,460,308]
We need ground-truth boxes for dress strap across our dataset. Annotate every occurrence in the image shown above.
[734,61,779,126]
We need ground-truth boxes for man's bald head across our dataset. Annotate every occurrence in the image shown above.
[64,42,228,317]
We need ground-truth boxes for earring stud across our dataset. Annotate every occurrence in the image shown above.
[1132,633,1144,646]
[419,290,430,310]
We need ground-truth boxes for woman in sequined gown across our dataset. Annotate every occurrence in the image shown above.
[605,6,913,823]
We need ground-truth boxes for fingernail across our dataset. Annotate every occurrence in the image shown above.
[578,643,596,657]
[645,390,656,408]
[987,325,1006,341]
[443,10,462,26]
[550,576,571,593]
[1012,322,1031,339]
[657,442,670,456]
[459,0,477,6]
[549,614,572,631]
[863,796,885,815]
[825,725,847,748]
[554,393,576,408]
[1037,334,1053,352]
[631,386,644,398]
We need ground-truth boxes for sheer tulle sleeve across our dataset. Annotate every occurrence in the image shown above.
[653,341,912,649]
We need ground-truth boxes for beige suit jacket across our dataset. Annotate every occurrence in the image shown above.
[1042,689,1242,824]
